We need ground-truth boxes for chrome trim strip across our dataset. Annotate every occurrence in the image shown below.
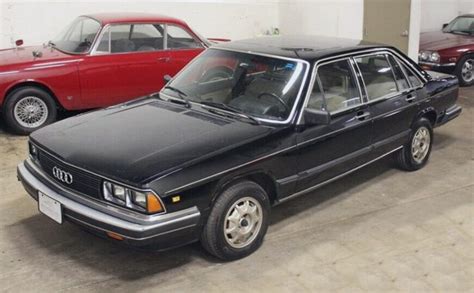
[19,161,200,232]
[418,61,456,67]
[275,146,403,205]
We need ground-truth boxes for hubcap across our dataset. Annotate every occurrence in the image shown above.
[461,59,473,83]
[13,96,48,128]
[224,197,263,249]
[411,126,431,164]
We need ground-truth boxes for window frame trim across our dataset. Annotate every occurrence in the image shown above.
[297,48,427,125]
[304,57,364,115]
[90,22,205,56]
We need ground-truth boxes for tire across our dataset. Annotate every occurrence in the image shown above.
[201,180,270,261]
[396,118,433,171]
[454,54,474,87]
[2,86,57,135]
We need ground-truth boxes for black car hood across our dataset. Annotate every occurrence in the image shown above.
[31,99,274,185]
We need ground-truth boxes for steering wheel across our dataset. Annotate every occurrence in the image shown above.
[257,92,289,112]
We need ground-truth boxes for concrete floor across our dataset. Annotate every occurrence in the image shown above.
[0,87,472,292]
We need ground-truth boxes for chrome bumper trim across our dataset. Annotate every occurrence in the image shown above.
[18,160,200,235]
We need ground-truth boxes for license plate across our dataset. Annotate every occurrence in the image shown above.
[38,191,63,224]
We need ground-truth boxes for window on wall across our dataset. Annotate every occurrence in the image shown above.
[355,54,398,100]
[307,59,361,112]
[166,25,202,49]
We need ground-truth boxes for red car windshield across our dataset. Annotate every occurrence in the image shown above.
[443,16,474,35]
[50,16,101,54]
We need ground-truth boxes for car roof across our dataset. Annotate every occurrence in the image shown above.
[84,12,188,26]
[459,13,474,18]
[213,35,394,62]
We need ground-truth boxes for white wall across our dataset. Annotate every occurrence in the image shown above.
[420,0,474,32]
[0,0,280,48]
[278,0,364,39]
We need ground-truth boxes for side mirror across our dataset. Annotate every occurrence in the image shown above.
[164,74,172,84]
[303,108,330,126]
[15,39,24,46]
[442,23,449,29]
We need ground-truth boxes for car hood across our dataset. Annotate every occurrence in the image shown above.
[0,45,77,68]
[31,99,275,185]
[420,31,473,51]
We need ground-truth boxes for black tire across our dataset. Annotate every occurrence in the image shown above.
[201,180,270,261]
[396,118,433,171]
[2,86,57,135]
[454,54,474,87]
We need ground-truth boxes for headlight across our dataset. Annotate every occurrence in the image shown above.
[419,51,440,63]
[419,51,430,61]
[103,181,165,214]
[429,52,440,63]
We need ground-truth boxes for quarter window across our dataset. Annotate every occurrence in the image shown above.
[355,54,398,100]
[387,55,410,91]
[400,62,423,88]
[308,59,361,112]
[167,25,202,49]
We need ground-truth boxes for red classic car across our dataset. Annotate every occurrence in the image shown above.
[418,14,474,86]
[0,13,216,134]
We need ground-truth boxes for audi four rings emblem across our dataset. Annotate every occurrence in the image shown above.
[52,166,73,184]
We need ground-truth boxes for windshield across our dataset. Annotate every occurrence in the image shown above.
[51,16,101,54]
[161,49,307,122]
[443,16,474,35]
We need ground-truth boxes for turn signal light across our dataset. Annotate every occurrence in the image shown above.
[147,193,163,213]
[107,232,124,241]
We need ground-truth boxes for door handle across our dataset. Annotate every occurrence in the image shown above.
[356,111,370,121]
[157,57,170,62]
[405,94,416,102]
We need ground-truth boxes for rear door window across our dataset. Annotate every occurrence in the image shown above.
[355,54,398,100]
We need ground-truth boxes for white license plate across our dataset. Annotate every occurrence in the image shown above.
[38,191,63,224]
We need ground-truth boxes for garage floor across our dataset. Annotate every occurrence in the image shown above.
[0,87,472,292]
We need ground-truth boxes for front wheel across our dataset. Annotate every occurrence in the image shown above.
[201,180,270,261]
[396,118,433,171]
[2,87,57,135]
[454,55,474,87]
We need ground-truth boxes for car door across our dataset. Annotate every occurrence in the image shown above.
[164,24,206,77]
[354,53,421,157]
[294,58,372,193]
[78,23,172,108]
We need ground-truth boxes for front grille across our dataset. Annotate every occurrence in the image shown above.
[37,150,102,199]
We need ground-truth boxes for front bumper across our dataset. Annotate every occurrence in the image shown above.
[419,61,456,74]
[17,159,201,249]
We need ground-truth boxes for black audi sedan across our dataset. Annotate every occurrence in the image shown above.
[18,36,461,260]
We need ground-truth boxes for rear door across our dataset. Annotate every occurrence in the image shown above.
[294,58,372,193]
[78,23,171,108]
[354,52,420,157]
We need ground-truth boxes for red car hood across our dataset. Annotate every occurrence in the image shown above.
[420,31,474,51]
[0,45,78,68]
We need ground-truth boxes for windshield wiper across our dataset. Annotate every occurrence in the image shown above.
[200,101,260,125]
[163,86,191,108]
[450,30,470,35]
[47,40,56,47]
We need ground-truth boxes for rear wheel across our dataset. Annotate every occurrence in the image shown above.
[201,180,270,261]
[396,118,433,171]
[454,54,474,87]
[3,87,57,134]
